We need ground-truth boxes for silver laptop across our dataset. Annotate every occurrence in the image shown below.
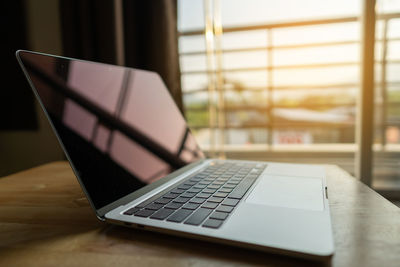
[17,50,334,261]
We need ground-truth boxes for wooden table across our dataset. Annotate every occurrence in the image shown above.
[0,161,399,267]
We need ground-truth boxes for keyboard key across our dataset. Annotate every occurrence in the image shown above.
[182,203,200,210]
[184,208,213,225]
[123,207,140,215]
[178,184,191,190]
[213,192,228,198]
[164,202,183,209]
[208,197,224,203]
[197,193,212,198]
[221,198,239,207]
[184,181,197,186]
[145,203,164,210]
[154,197,172,205]
[163,193,180,199]
[167,209,193,223]
[207,185,221,189]
[189,197,206,204]
[180,192,196,198]
[218,188,233,193]
[135,209,155,217]
[150,208,175,220]
[171,189,185,194]
[173,197,191,204]
[228,176,257,199]
[135,195,161,208]
[194,184,207,189]
[187,188,201,193]
[216,205,234,213]
[210,211,229,220]
[223,184,236,189]
[201,201,219,209]
[203,188,217,194]
[202,218,223,229]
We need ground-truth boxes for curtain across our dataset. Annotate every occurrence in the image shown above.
[122,0,183,112]
[59,0,183,112]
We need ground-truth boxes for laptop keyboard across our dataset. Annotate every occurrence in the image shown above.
[123,161,267,229]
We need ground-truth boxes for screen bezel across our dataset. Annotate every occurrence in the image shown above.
[16,50,205,219]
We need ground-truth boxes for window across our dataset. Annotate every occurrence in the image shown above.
[178,0,400,196]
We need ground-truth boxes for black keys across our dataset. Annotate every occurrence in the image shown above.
[131,161,264,227]
[150,208,175,220]
[173,197,191,204]
[145,203,164,210]
[167,209,193,223]
[228,176,257,199]
[180,192,196,198]
[171,189,185,194]
[182,203,200,210]
[221,198,239,207]
[216,205,234,213]
[165,202,183,209]
[123,207,140,215]
[163,193,179,199]
[218,188,233,193]
[201,202,219,209]
[197,192,212,199]
[203,188,217,194]
[154,198,171,205]
[184,208,212,225]
[213,192,228,198]
[202,218,223,229]
[178,184,191,190]
[210,211,229,220]
[187,188,202,193]
[135,194,160,208]
[135,209,155,217]
[189,197,206,204]
[208,197,224,203]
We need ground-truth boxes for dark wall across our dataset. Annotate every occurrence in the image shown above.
[0,1,37,130]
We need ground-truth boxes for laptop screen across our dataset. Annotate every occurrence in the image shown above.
[17,51,204,210]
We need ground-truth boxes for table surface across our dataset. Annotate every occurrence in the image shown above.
[0,161,399,267]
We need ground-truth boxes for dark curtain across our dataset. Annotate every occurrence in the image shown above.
[59,0,117,64]
[0,1,37,130]
[59,0,183,112]
[122,1,183,112]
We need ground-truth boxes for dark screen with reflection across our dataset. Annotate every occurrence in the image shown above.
[18,51,204,210]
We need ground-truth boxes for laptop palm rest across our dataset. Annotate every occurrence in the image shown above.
[246,175,324,211]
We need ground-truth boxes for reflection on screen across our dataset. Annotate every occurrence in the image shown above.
[18,51,204,209]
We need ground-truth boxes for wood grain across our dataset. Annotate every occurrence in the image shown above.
[0,161,399,267]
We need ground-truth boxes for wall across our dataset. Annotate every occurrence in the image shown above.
[0,0,64,176]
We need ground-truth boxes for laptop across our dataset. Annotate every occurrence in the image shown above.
[16,50,334,261]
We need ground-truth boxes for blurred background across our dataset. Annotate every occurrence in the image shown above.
[1,0,399,203]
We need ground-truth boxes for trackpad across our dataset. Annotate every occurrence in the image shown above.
[246,175,324,211]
